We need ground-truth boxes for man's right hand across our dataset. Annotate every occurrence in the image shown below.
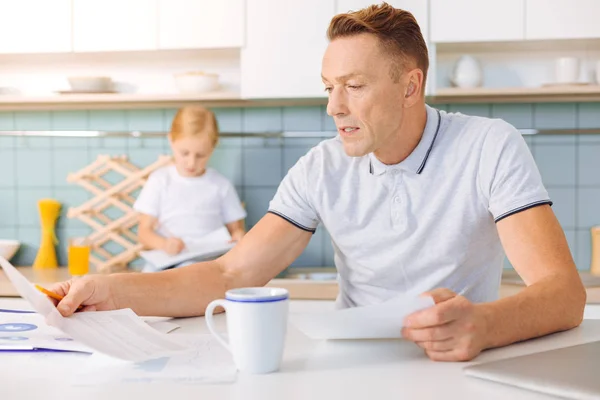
[163,237,185,255]
[49,276,118,317]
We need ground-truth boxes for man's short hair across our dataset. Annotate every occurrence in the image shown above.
[327,2,429,87]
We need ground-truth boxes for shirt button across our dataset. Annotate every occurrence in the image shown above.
[394,197,401,203]
[391,169,399,175]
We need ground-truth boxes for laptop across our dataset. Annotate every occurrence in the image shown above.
[463,340,600,400]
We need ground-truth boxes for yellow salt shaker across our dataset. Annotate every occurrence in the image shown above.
[68,238,90,277]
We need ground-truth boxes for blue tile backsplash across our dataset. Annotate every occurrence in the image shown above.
[491,103,534,129]
[579,144,600,186]
[1,103,599,273]
[533,103,578,130]
[534,144,577,186]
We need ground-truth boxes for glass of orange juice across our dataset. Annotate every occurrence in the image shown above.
[68,238,90,277]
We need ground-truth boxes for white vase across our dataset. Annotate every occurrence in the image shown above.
[450,55,483,88]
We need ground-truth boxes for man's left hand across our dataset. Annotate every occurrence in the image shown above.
[401,288,489,361]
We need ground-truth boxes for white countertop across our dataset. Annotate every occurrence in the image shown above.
[3,297,600,400]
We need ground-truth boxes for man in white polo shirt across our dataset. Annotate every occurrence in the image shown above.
[51,3,585,362]
[269,104,552,310]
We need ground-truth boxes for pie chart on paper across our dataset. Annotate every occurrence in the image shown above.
[0,336,28,341]
[0,323,37,332]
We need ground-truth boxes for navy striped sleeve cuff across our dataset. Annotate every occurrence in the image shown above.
[494,200,553,223]
[267,210,317,233]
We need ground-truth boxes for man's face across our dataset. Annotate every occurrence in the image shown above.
[322,33,413,158]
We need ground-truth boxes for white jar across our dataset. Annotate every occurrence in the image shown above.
[555,57,580,84]
[450,55,483,88]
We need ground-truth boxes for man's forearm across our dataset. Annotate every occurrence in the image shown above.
[105,214,312,317]
[107,261,233,317]
[479,272,586,349]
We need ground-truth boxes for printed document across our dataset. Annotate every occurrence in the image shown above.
[291,294,434,339]
[0,257,189,362]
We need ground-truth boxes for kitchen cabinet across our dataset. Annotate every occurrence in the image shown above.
[0,0,71,54]
[73,0,158,52]
[430,0,524,42]
[242,0,431,99]
[526,0,600,40]
[241,0,336,99]
[158,0,244,50]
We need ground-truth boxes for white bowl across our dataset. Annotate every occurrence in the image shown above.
[174,72,219,94]
[67,76,113,93]
[0,239,20,261]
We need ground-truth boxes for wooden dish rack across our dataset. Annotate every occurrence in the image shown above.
[67,154,173,273]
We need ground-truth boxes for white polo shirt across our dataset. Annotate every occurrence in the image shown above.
[268,105,551,308]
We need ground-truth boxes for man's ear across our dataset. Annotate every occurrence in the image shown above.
[403,68,424,106]
[405,81,415,98]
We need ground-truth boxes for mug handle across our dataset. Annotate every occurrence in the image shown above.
[205,299,231,353]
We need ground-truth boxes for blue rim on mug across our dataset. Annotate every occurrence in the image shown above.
[225,287,289,303]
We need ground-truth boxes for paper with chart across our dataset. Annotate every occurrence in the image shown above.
[291,294,435,339]
[0,309,178,353]
[0,311,93,353]
[139,226,234,271]
[0,257,190,362]
[74,334,236,385]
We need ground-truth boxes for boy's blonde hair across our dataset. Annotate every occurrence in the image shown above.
[169,105,219,146]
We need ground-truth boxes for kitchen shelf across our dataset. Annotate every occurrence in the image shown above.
[3,86,600,111]
[0,92,328,111]
[435,37,600,54]
[430,85,600,104]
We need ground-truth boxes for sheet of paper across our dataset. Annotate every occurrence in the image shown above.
[146,320,180,334]
[186,226,232,246]
[0,257,61,319]
[74,334,237,386]
[0,257,191,362]
[0,311,179,353]
[47,309,190,362]
[290,294,435,339]
[139,227,234,270]
[0,311,93,353]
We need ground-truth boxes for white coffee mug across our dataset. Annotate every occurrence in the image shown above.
[555,57,580,84]
[205,287,289,374]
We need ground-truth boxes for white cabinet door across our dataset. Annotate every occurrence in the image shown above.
[158,0,244,49]
[526,0,600,40]
[431,0,524,42]
[241,0,335,99]
[73,0,158,52]
[0,0,71,53]
[337,0,428,41]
